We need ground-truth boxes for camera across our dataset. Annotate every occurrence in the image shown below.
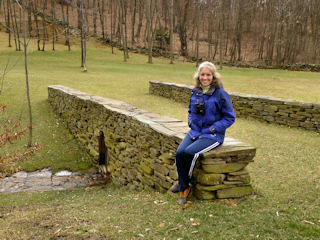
[195,102,205,115]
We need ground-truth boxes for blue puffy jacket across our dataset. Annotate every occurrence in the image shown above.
[187,85,235,143]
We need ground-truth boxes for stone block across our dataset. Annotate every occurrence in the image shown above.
[154,163,169,176]
[223,180,244,185]
[264,105,278,112]
[25,177,52,187]
[155,177,172,190]
[200,158,226,165]
[140,162,154,175]
[159,153,175,165]
[12,171,28,178]
[196,184,227,191]
[216,185,253,199]
[137,173,154,187]
[193,169,226,185]
[227,174,250,184]
[202,162,247,174]
[193,187,216,200]
[300,121,315,128]
[228,168,249,176]
[169,169,178,180]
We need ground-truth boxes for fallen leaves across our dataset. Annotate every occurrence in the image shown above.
[158,222,165,227]
[154,200,167,205]
[182,200,193,210]
[276,211,285,217]
[167,227,179,232]
[53,228,61,236]
[190,217,200,226]
[301,220,315,225]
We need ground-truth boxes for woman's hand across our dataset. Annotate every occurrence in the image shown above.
[201,127,213,134]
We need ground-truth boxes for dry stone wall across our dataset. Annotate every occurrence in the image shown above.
[48,85,256,199]
[149,81,320,133]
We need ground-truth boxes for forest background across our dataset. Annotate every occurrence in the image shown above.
[1,0,320,69]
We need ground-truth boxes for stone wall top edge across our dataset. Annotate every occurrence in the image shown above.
[49,85,256,151]
[150,81,318,106]
[49,85,186,137]
[223,137,255,148]
[149,81,193,90]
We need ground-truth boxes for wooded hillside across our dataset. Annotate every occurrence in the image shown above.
[1,0,320,68]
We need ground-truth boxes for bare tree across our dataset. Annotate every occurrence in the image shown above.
[219,0,223,69]
[123,0,129,58]
[41,0,48,51]
[2,1,34,147]
[1,105,41,178]
[65,0,71,50]
[92,0,97,36]
[169,0,174,64]
[4,0,12,47]
[79,0,87,71]
[146,0,152,63]
[195,1,202,67]
[175,0,190,57]
[110,0,114,54]
[51,0,56,51]
[131,0,137,44]
[97,0,106,40]
[119,0,127,62]
[31,0,41,51]
[135,0,143,38]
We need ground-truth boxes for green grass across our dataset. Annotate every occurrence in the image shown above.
[1,31,320,239]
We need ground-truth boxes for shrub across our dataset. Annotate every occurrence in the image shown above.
[0,105,41,178]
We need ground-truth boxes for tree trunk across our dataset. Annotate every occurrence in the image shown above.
[169,0,174,64]
[81,0,87,72]
[51,0,55,51]
[195,2,200,67]
[31,0,40,50]
[41,0,47,51]
[207,10,213,59]
[131,0,137,44]
[77,0,81,29]
[97,0,105,40]
[146,0,153,63]
[176,0,190,57]
[28,0,32,37]
[123,0,129,58]
[110,0,114,53]
[66,1,71,50]
[119,0,126,62]
[135,0,143,38]
[11,2,21,51]
[93,0,97,36]
[6,0,12,47]
[219,0,223,69]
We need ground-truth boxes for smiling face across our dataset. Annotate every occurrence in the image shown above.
[199,67,213,88]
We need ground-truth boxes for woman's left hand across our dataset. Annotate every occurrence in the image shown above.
[201,127,212,134]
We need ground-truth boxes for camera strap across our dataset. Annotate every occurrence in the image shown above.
[197,93,212,105]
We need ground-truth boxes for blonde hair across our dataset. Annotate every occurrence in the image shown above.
[193,61,222,88]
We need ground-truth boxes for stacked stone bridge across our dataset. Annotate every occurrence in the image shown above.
[48,85,256,199]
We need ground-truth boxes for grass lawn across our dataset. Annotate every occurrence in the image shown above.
[0,31,320,239]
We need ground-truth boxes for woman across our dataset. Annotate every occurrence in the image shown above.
[171,61,235,205]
